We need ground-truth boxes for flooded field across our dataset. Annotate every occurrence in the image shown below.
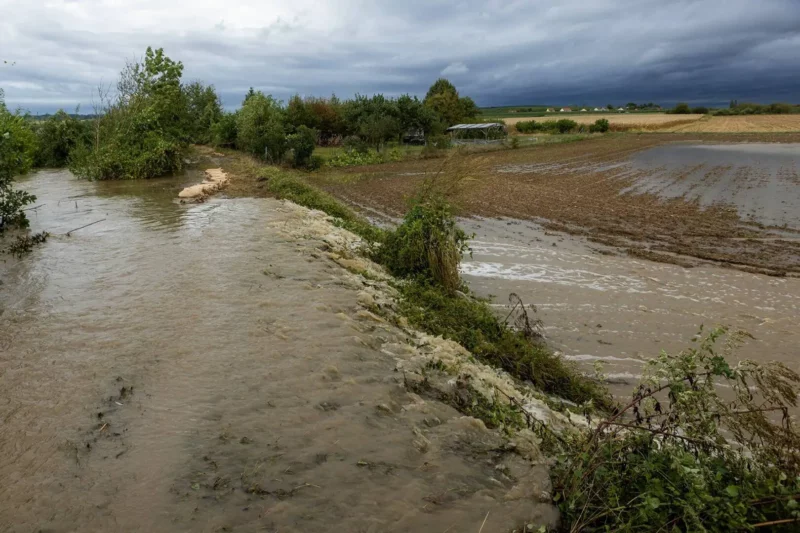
[625,143,800,227]
[459,218,800,391]
[315,134,800,275]
[1,170,554,532]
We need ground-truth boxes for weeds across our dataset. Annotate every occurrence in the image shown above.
[4,231,49,256]
[544,327,800,532]
[397,281,613,409]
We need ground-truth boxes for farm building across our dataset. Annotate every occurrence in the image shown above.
[445,123,507,143]
[593,107,603,111]
[580,108,588,112]
[560,107,572,112]
[546,108,555,112]
[617,107,625,112]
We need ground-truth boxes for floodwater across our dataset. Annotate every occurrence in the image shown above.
[1,170,554,532]
[625,143,800,227]
[461,217,800,391]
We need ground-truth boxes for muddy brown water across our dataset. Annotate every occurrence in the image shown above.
[1,170,554,532]
[461,217,800,393]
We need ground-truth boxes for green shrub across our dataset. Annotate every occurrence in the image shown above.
[428,134,452,149]
[555,119,578,133]
[70,47,190,180]
[306,155,325,171]
[547,327,800,532]
[692,106,709,114]
[32,110,92,167]
[235,92,286,162]
[671,102,692,114]
[398,281,612,408]
[0,95,38,230]
[515,119,579,134]
[343,135,369,154]
[286,125,317,168]
[327,150,384,167]
[376,199,468,292]
[211,112,238,147]
[184,81,223,144]
[589,118,610,133]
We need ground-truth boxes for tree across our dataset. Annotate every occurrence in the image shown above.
[626,102,637,109]
[673,102,691,114]
[32,109,91,167]
[286,125,317,167]
[235,91,286,162]
[425,78,458,100]
[359,114,400,152]
[285,94,318,132]
[70,47,190,180]
[0,90,38,230]
[423,78,477,127]
[396,94,436,141]
[184,81,223,144]
[606,104,614,110]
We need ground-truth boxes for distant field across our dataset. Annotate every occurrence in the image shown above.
[502,113,705,131]
[666,115,800,132]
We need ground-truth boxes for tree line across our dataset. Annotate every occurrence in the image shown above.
[0,46,481,233]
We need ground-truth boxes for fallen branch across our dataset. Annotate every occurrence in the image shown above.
[64,218,106,236]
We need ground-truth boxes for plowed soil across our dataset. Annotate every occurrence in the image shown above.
[312,134,800,276]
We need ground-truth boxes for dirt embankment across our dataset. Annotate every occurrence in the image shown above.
[310,134,800,276]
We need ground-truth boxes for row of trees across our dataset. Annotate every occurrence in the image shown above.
[214,77,478,162]
[13,48,480,180]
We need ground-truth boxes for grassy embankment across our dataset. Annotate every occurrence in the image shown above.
[216,146,612,413]
[213,145,800,532]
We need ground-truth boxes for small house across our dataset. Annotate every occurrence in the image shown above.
[580,108,588,112]
[617,107,625,112]
[546,108,555,113]
[593,107,603,111]
[560,107,572,112]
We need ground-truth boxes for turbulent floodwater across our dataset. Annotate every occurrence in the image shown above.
[460,217,800,390]
[1,170,555,532]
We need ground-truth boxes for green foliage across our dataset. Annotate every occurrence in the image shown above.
[671,102,692,114]
[235,91,286,162]
[211,112,238,147]
[423,78,479,127]
[327,150,384,167]
[715,102,797,116]
[359,114,400,152]
[376,199,468,292]
[692,106,710,115]
[286,125,316,168]
[4,231,48,256]
[515,119,580,134]
[398,281,613,408]
[547,327,800,532]
[70,47,189,180]
[32,110,92,167]
[0,94,38,230]
[184,81,223,143]
[589,118,610,133]
[263,169,383,242]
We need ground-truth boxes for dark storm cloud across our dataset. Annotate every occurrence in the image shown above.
[1,0,798,113]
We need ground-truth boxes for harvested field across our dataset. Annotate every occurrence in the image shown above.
[667,114,800,132]
[311,133,800,276]
[503,113,705,131]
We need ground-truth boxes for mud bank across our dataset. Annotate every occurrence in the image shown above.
[1,170,568,532]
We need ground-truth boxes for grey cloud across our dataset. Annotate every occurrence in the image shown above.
[2,0,799,113]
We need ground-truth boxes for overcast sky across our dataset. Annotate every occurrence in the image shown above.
[2,0,799,113]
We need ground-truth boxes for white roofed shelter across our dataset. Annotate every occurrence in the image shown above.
[445,123,507,142]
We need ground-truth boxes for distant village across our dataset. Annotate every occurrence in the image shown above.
[507,103,663,114]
